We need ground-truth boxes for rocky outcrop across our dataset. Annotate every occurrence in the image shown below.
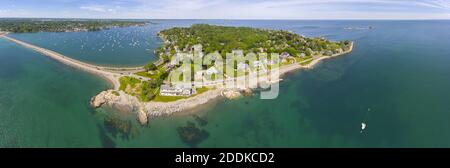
[91,89,224,125]
[243,88,253,97]
[91,90,120,108]
[137,108,148,125]
[222,89,242,100]
[91,90,147,124]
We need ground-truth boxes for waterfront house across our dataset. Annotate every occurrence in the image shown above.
[280,52,291,59]
[299,53,306,58]
[324,50,333,56]
[160,84,196,97]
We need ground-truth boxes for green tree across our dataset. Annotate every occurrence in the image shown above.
[144,63,157,71]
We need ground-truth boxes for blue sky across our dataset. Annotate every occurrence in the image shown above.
[1,0,450,19]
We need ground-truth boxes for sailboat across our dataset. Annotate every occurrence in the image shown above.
[360,122,367,133]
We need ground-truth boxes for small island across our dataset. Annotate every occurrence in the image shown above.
[0,18,148,33]
[90,24,354,124]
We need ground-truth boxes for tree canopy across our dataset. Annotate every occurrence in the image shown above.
[157,24,349,57]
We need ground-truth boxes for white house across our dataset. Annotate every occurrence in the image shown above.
[299,53,306,58]
[192,44,203,52]
[160,84,196,97]
[280,52,291,59]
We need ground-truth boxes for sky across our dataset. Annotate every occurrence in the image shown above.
[1,0,450,19]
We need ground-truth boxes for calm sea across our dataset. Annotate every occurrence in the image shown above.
[1,20,450,147]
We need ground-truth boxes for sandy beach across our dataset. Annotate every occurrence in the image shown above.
[0,35,148,89]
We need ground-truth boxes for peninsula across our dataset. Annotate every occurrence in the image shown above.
[0,24,353,125]
[91,24,354,124]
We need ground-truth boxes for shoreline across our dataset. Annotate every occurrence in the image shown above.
[0,35,147,90]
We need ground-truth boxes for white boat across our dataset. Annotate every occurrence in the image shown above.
[360,122,367,133]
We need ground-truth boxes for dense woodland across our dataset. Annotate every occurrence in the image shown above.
[0,19,148,33]
[157,24,352,57]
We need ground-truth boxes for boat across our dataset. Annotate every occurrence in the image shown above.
[360,122,367,133]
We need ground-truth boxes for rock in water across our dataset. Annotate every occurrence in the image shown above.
[177,121,209,147]
[137,108,148,125]
[222,89,242,100]
[90,90,122,108]
[193,115,208,127]
[243,88,253,97]
[91,91,108,108]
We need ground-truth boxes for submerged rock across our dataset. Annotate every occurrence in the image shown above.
[193,114,208,127]
[103,114,139,140]
[177,121,209,147]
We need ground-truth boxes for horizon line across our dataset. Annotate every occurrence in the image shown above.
[2,17,450,21]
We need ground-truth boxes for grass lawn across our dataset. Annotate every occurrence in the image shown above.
[119,76,141,91]
[135,64,167,79]
[295,56,313,63]
[112,91,120,96]
[300,59,314,66]
[134,71,154,78]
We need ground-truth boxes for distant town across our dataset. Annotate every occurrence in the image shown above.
[0,18,148,33]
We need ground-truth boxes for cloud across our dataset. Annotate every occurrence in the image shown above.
[3,0,450,19]
[115,0,450,19]
[80,5,118,13]
[80,6,107,12]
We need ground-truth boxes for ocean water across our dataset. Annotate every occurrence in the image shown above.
[7,24,162,67]
[2,20,450,147]
[0,38,109,147]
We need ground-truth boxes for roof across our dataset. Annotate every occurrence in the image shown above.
[280,52,291,57]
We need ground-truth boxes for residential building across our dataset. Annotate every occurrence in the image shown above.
[160,84,196,97]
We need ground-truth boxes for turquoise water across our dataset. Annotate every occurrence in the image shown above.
[2,20,450,147]
[0,38,109,147]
